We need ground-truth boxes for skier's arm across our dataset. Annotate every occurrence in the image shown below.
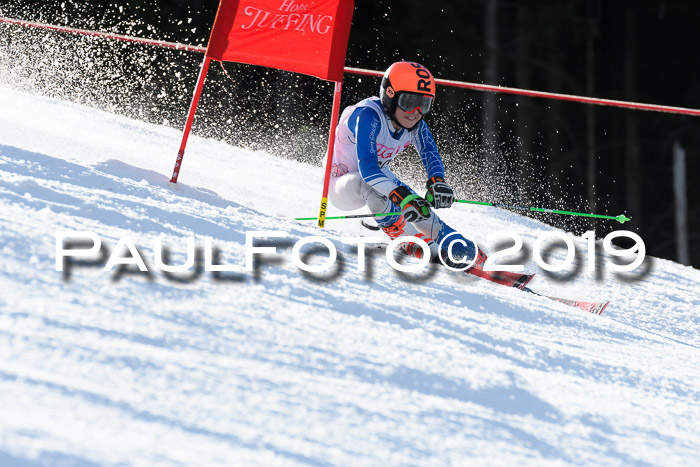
[351,107,398,197]
[412,120,445,180]
[412,121,454,208]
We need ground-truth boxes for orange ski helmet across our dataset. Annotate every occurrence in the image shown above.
[380,62,436,117]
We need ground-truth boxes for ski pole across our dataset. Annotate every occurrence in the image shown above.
[296,202,630,224]
[455,199,631,224]
[295,211,401,221]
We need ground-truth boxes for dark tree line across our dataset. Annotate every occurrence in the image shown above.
[347,1,699,267]
[1,0,698,266]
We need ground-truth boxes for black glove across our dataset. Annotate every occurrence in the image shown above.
[389,186,431,222]
[425,176,455,209]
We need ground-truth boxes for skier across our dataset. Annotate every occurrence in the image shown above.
[327,61,531,288]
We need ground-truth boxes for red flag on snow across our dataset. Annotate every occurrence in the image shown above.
[205,0,354,82]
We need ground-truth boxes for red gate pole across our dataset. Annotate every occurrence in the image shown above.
[170,56,212,184]
[317,81,344,228]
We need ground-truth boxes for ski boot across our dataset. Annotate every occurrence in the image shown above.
[381,216,439,260]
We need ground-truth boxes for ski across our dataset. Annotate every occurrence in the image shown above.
[467,268,534,290]
[386,243,606,312]
[523,287,610,315]
[359,222,598,306]
[457,249,535,290]
[360,219,381,231]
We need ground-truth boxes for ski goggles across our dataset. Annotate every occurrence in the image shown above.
[396,92,433,114]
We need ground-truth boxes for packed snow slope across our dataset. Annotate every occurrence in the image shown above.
[1,85,699,466]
